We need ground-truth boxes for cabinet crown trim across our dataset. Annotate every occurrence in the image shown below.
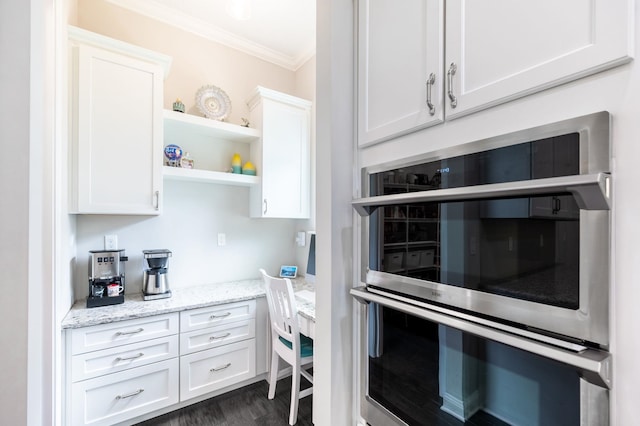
[68,25,173,79]
[246,86,312,110]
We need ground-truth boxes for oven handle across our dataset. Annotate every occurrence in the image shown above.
[353,172,610,216]
[350,286,612,389]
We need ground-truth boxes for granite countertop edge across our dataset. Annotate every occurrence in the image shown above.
[62,278,315,329]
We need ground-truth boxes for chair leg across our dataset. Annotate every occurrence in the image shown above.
[268,349,279,400]
[289,364,300,425]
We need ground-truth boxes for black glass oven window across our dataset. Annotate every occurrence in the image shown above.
[368,304,580,426]
[369,134,580,310]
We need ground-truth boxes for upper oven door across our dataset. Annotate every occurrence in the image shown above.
[353,112,611,348]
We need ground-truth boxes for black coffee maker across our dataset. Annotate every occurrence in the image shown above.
[87,249,128,308]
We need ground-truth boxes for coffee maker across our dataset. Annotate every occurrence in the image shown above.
[142,249,172,300]
[87,249,128,308]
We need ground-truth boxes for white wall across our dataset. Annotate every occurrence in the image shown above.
[356,14,640,426]
[294,56,317,272]
[70,1,316,300]
[75,182,300,297]
[315,0,355,424]
[0,2,31,423]
[1,0,59,424]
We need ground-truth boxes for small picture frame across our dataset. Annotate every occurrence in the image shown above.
[279,265,298,278]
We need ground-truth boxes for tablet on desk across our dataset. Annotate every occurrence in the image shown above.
[279,265,297,278]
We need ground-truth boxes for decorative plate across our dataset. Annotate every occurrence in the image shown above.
[195,85,232,121]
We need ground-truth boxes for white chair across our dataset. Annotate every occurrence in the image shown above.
[260,269,313,425]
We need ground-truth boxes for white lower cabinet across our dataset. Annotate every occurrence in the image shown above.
[179,340,257,401]
[66,300,267,424]
[178,300,258,402]
[66,313,180,426]
[71,359,179,426]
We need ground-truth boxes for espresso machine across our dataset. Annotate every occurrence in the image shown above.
[142,249,172,300]
[87,249,128,308]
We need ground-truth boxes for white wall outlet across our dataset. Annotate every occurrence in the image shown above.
[104,235,118,250]
[217,233,226,246]
[296,231,306,247]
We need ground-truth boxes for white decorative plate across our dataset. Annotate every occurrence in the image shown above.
[195,85,232,121]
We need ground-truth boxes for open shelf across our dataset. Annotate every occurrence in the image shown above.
[163,166,259,187]
[163,109,260,143]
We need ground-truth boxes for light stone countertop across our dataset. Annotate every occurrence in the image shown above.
[62,278,316,329]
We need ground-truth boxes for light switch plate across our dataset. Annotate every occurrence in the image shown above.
[217,233,226,246]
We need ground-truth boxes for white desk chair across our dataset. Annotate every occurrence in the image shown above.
[259,269,313,425]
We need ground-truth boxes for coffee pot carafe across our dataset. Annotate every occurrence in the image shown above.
[142,249,172,300]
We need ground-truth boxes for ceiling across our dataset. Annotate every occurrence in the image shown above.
[104,0,316,71]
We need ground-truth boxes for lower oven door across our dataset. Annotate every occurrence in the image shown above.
[351,287,611,426]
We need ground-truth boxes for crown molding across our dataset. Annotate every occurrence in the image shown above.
[104,0,314,71]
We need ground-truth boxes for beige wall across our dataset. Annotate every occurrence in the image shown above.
[71,1,317,296]
[77,0,299,127]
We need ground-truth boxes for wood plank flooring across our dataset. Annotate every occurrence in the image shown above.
[135,377,313,426]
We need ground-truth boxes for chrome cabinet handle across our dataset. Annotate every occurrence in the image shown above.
[209,332,231,341]
[426,73,436,116]
[115,327,144,336]
[154,190,160,210]
[115,352,144,362]
[210,363,232,372]
[116,388,144,400]
[263,199,268,214]
[447,62,458,108]
[210,312,231,319]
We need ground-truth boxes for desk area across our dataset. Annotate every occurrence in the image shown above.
[292,281,316,339]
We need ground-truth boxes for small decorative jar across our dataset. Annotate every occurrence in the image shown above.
[180,152,194,169]
[231,153,242,173]
[242,161,256,176]
[172,98,185,113]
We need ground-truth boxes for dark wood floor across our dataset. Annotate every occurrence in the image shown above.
[135,377,313,426]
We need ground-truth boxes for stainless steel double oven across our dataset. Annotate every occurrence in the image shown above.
[352,112,612,426]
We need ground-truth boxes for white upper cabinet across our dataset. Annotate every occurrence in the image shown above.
[358,0,444,147]
[444,0,633,119]
[69,27,171,215]
[247,87,312,219]
[357,0,633,147]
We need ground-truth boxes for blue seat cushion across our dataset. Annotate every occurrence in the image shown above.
[278,334,314,358]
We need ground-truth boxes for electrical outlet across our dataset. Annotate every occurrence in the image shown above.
[217,233,226,246]
[104,235,118,250]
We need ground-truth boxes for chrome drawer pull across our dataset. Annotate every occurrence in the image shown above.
[116,388,144,400]
[209,333,231,341]
[209,312,231,319]
[115,352,144,362]
[210,363,232,372]
[115,327,144,336]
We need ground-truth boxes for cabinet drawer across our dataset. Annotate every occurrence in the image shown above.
[71,335,178,382]
[71,358,179,426]
[180,319,255,355]
[180,339,256,401]
[299,316,315,340]
[180,300,256,332]
[70,314,179,355]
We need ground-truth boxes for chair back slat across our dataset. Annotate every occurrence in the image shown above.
[260,269,301,351]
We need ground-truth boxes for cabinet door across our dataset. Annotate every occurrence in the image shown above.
[445,0,633,120]
[71,359,178,426]
[358,0,444,147]
[248,88,312,219]
[72,44,163,214]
